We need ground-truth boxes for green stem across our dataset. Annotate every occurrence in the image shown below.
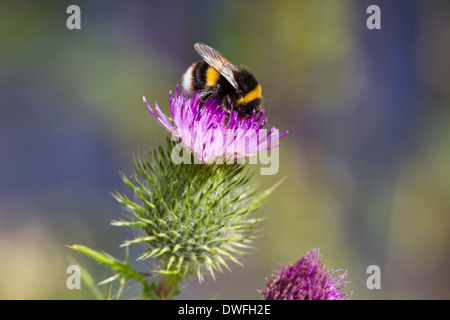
[154,274,181,300]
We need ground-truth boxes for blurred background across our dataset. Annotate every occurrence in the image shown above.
[0,0,448,299]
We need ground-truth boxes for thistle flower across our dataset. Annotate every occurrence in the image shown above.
[260,249,351,300]
[143,86,287,164]
[69,85,287,300]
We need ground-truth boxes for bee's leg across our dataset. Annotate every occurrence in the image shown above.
[198,85,221,108]
[224,96,233,113]
[222,97,232,127]
[198,91,211,107]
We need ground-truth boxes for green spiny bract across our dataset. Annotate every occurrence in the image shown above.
[111,136,268,282]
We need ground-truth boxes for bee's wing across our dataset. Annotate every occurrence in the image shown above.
[194,43,239,90]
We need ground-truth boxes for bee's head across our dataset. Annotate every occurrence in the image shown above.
[237,98,263,118]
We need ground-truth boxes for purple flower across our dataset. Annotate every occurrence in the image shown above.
[143,86,288,164]
[260,249,351,300]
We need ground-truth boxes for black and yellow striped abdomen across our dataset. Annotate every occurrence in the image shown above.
[183,61,220,94]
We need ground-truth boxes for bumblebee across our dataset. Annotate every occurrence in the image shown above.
[182,43,263,118]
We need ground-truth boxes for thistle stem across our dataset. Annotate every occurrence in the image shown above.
[154,274,181,300]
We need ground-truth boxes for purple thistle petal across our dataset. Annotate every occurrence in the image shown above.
[143,97,174,133]
[260,249,351,300]
[144,87,288,164]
